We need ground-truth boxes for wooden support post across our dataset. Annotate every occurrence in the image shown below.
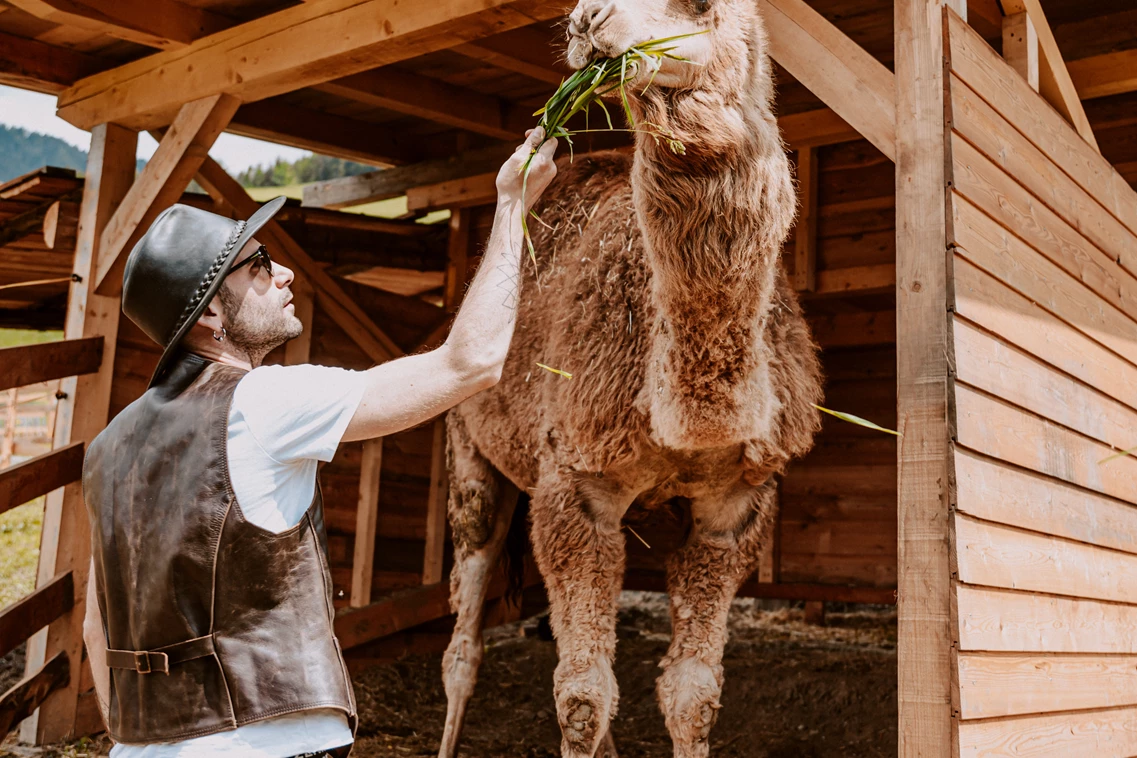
[282,279,315,366]
[895,2,956,756]
[422,418,448,585]
[350,438,383,608]
[1,389,16,469]
[444,209,471,313]
[803,601,826,625]
[792,147,818,293]
[22,123,138,745]
[1000,0,1098,150]
[94,93,239,296]
[1002,12,1039,90]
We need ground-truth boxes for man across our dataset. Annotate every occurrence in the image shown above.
[81,129,558,758]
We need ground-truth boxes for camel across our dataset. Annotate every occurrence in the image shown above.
[436,0,823,756]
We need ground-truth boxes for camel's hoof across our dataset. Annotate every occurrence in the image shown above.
[563,698,598,750]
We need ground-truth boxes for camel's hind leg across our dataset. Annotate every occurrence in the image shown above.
[437,411,521,758]
[656,480,777,758]
[530,478,625,758]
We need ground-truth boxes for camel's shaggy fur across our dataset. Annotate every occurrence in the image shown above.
[437,1,823,756]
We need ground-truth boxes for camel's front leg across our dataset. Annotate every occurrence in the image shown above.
[657,480,777,758]
[530,479,626,758]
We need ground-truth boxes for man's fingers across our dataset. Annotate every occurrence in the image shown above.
[537,136,558,162]
[516,126,545,153]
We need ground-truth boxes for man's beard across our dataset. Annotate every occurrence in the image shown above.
[218,285,303,366]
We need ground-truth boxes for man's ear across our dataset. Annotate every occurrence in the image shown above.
[193,294,225,334]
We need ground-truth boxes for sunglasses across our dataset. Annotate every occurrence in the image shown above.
[227,245,274,278]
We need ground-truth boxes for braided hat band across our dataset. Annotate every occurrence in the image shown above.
[165,220,246,344]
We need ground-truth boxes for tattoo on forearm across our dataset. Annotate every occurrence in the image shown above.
[495,260,520,310]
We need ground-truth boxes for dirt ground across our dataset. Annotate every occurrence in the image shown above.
[1,592,897,758]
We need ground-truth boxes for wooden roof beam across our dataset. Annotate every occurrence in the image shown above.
[454,26,572,85]
[228,99,428,168]
[999,0,1099,150]
[6,0,230,50]
[1068,49,1137,101]
[0,31,101,95]
[301,106,861,210]
[758,0,896,162]
[55,0,573,131]
[314,68,531,141]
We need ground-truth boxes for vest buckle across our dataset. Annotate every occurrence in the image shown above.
[136,651,169,674]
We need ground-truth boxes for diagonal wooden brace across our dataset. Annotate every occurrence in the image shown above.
[759,0,897,162]
[93,92,240,296]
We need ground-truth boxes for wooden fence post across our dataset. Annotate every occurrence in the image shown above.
[21,123,137,744]
[894,1,957,756]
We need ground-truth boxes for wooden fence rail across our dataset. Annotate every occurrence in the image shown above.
[0,338,103,393]
[0,573,74,660]
[0,652,70,737]
[0,442,84,517]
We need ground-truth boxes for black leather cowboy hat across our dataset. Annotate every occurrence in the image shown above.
[121,196,287,388]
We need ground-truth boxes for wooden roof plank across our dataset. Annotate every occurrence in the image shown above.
[55,0,573,131]
[5,0,230,50]
[1069,49,1137,101]
[314,67,530,141]
[0,30,102,94]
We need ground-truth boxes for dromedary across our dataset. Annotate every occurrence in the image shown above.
[438,0,823,756]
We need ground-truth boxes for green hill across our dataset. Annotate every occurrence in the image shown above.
[0,124,89,182]
[0,125,376,190]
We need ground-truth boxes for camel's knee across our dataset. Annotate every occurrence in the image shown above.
[554,663,619,758]
[441,633,483,700]
[656,657,723,749]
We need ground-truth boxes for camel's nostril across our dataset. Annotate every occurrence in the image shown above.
[570,1,614,38]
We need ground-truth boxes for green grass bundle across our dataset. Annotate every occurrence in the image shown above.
[519,32,705,261]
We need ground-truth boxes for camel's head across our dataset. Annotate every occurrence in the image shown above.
[565,0,761,91]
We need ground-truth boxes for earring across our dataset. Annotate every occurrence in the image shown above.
[213,327,226,342]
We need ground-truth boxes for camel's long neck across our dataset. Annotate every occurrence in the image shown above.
[631,82,797,450]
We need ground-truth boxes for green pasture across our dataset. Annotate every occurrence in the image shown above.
[0,329,61,610]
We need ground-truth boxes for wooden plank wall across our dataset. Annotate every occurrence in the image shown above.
[946,11,1137,755]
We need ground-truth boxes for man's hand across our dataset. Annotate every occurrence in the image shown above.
[496,127,559,211]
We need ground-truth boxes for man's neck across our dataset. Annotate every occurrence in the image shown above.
[183,339,258,371]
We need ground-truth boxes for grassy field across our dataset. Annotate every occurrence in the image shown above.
[0,501,43,608]
[245,184,450,225]
[0,328,60,610]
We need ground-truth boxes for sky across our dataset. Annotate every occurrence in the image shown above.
[0,85,309,174]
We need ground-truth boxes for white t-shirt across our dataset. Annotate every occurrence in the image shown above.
[110,363,366,758]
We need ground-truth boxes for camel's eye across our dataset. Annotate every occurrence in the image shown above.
[692,0,711,13]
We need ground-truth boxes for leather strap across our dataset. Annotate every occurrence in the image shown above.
[106,635,216,675]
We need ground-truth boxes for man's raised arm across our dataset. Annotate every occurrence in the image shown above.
[341,128,558,442]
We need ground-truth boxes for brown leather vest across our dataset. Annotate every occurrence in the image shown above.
[84,353,356,746]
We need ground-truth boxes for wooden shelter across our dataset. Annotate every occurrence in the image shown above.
[0,0,1136,754]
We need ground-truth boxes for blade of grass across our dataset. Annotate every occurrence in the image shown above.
[813,404,900,436]
[1100,445,1137,464]
[536,362,573,379]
